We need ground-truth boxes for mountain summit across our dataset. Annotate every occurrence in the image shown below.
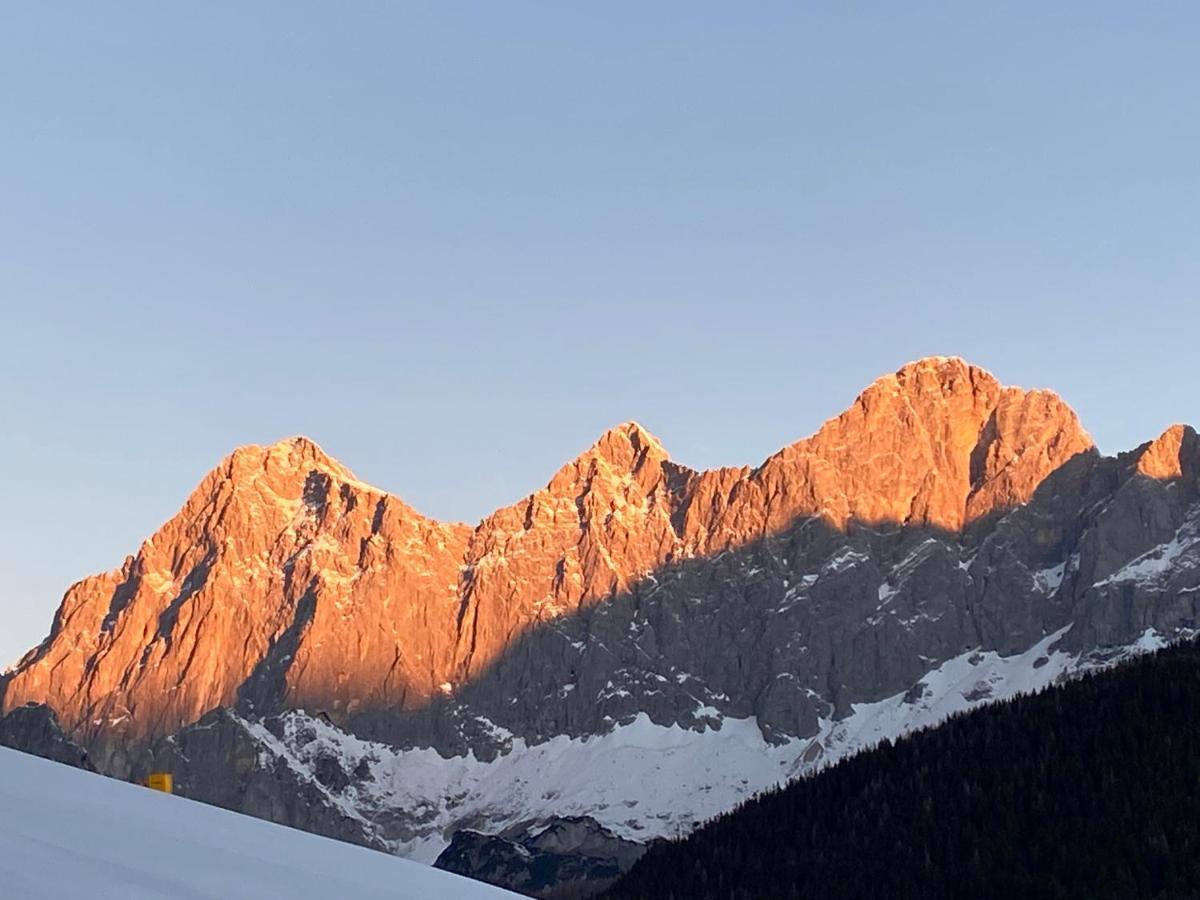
[736,355,1092,533]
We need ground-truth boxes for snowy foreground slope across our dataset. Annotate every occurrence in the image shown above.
[0,746,513,899]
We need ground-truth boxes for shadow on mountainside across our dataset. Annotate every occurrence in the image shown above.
[5,430,1200,774]
[255,441,1198,760]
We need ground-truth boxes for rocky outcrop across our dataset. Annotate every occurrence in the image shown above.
[1137,424,1198,482]
[434,818,644,897]
[0,703,94,771]
[143,708,385,850]
[3,356,1197,897]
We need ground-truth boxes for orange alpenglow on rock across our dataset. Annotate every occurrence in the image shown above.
[681,356,1094,542]
[0,357,1096,748]
[1136,424,1199,481]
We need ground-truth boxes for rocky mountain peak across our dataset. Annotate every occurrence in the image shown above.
[543,421,674,497]
[580,420,669,469]
[601,420,668,459]
[1137,424,1198,481]
[881,354,996,395]
[853,356,1022,421]
[740,357,1093,534]
[223,436,365,492]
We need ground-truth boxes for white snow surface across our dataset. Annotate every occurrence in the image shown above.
[0,745,514,899]
[1095,508,1200,587]
[245,710,805,862]
[1033,561,1067,593]
[815,628,1074,758]
[244,624,1174,864]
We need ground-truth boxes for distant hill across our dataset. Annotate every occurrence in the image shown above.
[607,639,1200,900]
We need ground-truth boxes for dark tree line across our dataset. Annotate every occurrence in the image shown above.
[606,639,1200,899]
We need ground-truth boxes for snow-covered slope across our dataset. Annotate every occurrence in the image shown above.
[0,746,514,899]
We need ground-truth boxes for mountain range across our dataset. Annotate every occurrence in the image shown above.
[3,356,1198,895]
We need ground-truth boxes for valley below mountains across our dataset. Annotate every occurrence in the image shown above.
[3,356,1199,896]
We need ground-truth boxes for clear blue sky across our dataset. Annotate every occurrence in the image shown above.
[2,2,1198,665]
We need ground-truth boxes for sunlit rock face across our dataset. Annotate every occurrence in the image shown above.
[1137,424,1199,481]
[1,437,472,755]
[2,356,1198,890]
[674,356,1093,544]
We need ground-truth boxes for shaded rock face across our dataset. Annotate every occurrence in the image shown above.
[2,357,1198,894]
[434,818,643,898]
[0,703,94,771]
[140,708,384,851]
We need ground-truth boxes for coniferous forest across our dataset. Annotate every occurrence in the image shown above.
[606,639,1200,900]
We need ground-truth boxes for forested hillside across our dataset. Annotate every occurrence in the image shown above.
[607,639,1200,900]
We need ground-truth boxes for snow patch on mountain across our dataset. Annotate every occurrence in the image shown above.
[1095,508,1200,587]
[1033,561,1067,593]
[812,627,1074,762]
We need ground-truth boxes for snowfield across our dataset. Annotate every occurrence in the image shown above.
[0,746,514,899]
